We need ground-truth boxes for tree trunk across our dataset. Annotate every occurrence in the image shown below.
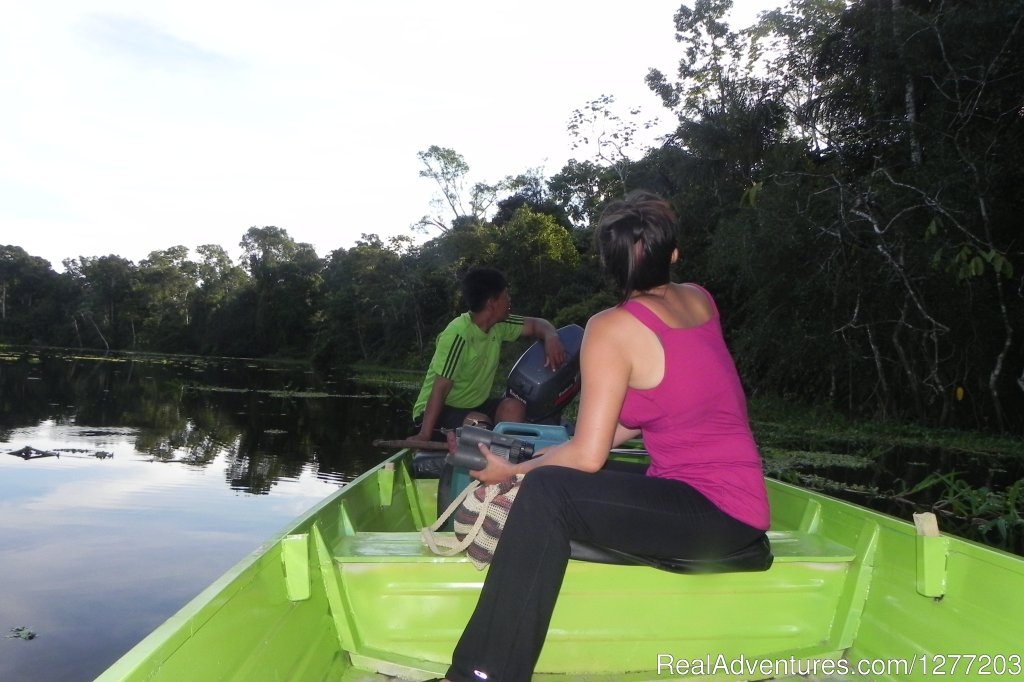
[71,317,83,348]
[987,274,1013,431]
[891,0,923,166]
[86,313,109,351]
[865,324,890,419]
[892,302,924,418]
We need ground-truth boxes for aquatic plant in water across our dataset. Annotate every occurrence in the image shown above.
[897,472,1024,552]
[8,626,36,640]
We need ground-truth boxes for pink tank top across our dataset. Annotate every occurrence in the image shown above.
[618,287,770,530]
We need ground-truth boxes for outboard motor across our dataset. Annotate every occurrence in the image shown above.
[506,323,584,424]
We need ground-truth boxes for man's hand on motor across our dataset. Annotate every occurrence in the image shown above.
[544,336,566,369]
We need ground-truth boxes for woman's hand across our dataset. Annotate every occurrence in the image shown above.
[469,443,519,485]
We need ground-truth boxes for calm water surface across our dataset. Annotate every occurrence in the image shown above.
[4,350,1022,680]
[0,350,412,682]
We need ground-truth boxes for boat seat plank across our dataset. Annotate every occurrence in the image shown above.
[335,532,468,562]
[334,530,855,564]
[767,530,857,563]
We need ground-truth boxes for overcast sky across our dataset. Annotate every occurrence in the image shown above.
[1,1,780,271]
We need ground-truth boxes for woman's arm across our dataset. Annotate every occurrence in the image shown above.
[471,309,633,484]
[611,423,642,447]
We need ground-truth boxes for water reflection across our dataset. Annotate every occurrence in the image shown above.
[0,349,411,491]
[0,349,414,682]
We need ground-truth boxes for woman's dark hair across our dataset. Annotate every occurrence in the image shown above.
[595,190,678,300]
[461,267,508,312]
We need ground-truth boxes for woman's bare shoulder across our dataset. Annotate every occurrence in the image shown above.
[587,304,634,329]
[586,304,646,346]
[673,283,715,323]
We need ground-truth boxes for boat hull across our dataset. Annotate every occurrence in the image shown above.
[96,450,1024,681]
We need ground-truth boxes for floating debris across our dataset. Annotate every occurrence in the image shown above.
[8,627,37,640]
[77,429,134,437]
[7,446,114,461]
[7,446,58,460]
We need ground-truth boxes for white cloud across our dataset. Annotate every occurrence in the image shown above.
[1,0,781,270]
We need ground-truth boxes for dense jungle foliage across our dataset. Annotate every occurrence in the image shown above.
[2,0,1023,433]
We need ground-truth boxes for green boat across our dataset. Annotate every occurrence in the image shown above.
[96,444,1024,681]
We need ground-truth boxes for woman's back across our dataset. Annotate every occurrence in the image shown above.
[614,283,714,390]
[616,284,770,531]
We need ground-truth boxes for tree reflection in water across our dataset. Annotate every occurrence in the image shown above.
[0,349,412,492]
[1,350,419,682]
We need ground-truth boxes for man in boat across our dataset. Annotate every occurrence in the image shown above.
[409,266,566,443]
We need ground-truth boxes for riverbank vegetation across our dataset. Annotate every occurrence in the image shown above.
[747,396,1024,555]
[2,0,1022,434]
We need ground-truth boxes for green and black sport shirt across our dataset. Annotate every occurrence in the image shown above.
[412,313,525,420]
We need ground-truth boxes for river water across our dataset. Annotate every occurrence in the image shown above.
[0,350,412,682]
[3,349,1021,681]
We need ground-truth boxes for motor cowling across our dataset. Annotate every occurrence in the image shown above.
[506,324,584,423]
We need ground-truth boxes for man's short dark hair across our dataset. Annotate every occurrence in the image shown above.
[461,267,508,312]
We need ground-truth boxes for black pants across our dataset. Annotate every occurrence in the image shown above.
[412,397,504,442]
[445,463,764,682]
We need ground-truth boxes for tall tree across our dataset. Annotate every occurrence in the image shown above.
[415,146,505,233]
[0,246,60,344]
[655,0,1024,430]
[567,95,659,196]
[548,159,621,229]
[136,246,198,351]
[320,235,427,365]
[63,255,139,350]
[238,226,324,357]
[190,244,249,356]
[493,206,580,319]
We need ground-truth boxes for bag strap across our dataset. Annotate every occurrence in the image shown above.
[421,480,499,556]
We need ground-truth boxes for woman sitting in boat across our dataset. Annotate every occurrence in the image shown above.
[438,190,771,682]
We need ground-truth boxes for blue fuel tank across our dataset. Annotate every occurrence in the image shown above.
[439,421,571,522]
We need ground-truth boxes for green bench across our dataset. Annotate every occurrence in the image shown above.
[334,529,855,565]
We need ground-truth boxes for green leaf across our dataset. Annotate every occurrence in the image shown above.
[970,256,985,277]
[741,182,763,207]
[990,253,1014,279]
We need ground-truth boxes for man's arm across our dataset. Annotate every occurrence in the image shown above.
[412,375,454,441]
[521,317,566,369]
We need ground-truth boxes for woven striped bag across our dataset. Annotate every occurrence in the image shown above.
[421,474,524,570]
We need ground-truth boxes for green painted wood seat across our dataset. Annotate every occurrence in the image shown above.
[566,535,773,573]
[333,529,855,565]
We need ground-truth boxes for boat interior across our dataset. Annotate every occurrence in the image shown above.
[98,448,1024,682]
